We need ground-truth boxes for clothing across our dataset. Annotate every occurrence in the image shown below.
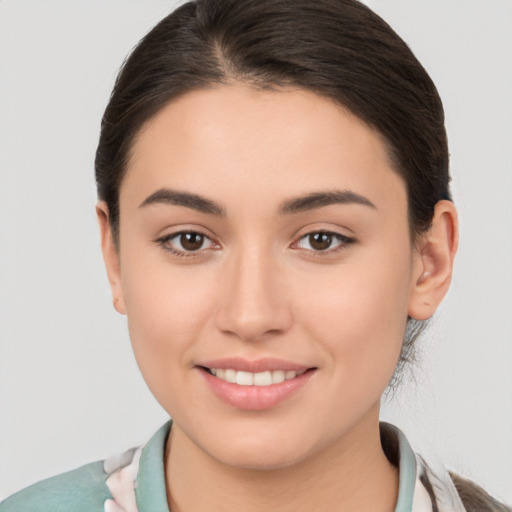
[0,421,466,512]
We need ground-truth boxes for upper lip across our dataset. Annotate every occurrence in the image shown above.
[197,357,313,373]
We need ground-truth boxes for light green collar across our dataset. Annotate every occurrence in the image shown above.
[136,421,172,512]
[380,422,417,512]
[135,421,418,512]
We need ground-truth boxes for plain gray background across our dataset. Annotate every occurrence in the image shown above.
[1,0,511,504]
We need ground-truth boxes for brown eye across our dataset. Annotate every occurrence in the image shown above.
[158,231,216,256]
[180,232,205,251]
[308,232,333,251]
[295,231,354,253]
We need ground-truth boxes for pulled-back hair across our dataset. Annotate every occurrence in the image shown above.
[95,0,450,393]
[94,2,512,509]
[95,0,450,244]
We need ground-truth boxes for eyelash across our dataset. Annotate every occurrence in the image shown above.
[293,231,355,255]
[155,230,355,259]
[156,231,218,259]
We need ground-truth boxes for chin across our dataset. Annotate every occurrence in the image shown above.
[211,444,304,472]
[195,422,328,472]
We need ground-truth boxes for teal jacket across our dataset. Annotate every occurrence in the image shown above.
[0,421,466,512]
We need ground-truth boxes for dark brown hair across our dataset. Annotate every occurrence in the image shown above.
[95,0,448,393]
[95,0,450,243]
[94,2,511,508]
[449,473,512,512]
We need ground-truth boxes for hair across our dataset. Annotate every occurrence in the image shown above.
[94,1,509,508]
[96,0,446,391]
[95,0,451,243]
[449,473,512,512]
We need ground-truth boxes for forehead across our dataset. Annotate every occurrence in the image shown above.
[123,84,407,214]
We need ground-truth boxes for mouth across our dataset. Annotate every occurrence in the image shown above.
[195,359,317,410]
[199,367,310,386]
[195,358,317,410]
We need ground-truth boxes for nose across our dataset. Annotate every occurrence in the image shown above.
[215,248,293,342]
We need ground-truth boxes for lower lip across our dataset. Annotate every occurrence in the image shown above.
[199,368,315,411]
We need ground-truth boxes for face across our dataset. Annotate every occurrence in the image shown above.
[104,84,423,470]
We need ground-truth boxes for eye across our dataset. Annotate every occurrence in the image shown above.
[294,231,354,253]
[157,231,217,257]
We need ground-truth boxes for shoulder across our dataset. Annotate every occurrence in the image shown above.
[0,422,171,512]
[418,456,511,512]
[0,460,111,512]
[449,472,512,512]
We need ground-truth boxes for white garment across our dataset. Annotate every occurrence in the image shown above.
[415,455,467,512]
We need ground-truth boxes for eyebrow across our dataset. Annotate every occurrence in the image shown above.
[138,188,376,216]
[139,188,225,216]
[279,190,376,214]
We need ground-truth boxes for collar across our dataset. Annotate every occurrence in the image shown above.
[106,420,431,512]
[135,421,171,511]
[380,422,421,511]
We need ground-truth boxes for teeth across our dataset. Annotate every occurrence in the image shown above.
[225,369,236,383]
[236,371,254,386]
[254,371,272,386]
[209,368,302,386]
[272,370,285,384]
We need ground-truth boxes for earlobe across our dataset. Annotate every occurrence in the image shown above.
[408,200,458,320]
[96,202,126,315]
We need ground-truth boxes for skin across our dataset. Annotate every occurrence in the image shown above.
[98,83,458,512]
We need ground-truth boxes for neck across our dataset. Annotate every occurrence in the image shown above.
[165,408,398,512]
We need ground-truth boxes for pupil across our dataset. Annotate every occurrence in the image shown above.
[181,232,204,251]
[310,232,332,251]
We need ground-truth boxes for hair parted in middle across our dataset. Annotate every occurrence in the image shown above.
[95,0,451,383]
[96,0,450,243]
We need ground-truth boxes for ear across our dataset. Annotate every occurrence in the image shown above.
[408,200,459,320]
[96,202,126,315]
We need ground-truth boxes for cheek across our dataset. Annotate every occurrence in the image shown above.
[120,257,217,405]
[294,254,411,388]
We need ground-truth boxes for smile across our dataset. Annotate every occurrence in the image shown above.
[207,368,306,386]
[197,360,316,410]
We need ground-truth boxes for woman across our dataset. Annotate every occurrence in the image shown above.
[0,1,510,511]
